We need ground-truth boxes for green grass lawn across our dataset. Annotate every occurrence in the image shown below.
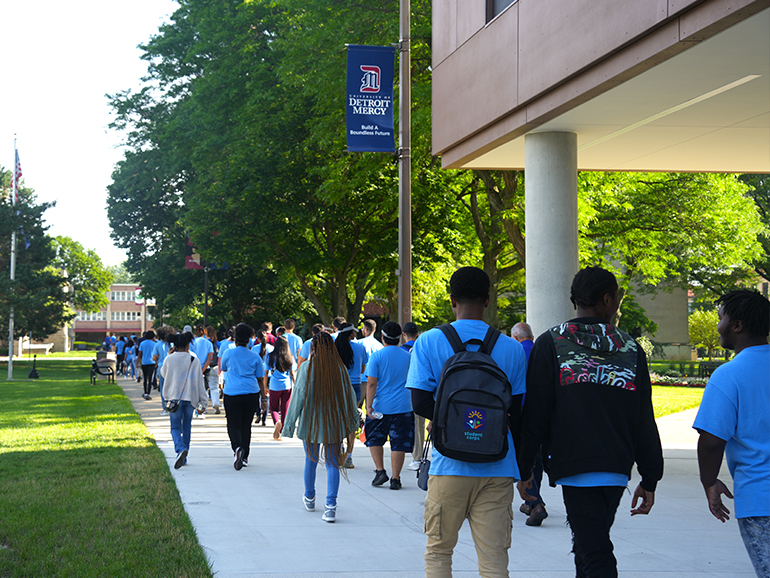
[652,385,704,418]
[0,359,211,578]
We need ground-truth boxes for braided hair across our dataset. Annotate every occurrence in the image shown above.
[305,332,358,470]
[570,267,618,310]
[715,290,770,338]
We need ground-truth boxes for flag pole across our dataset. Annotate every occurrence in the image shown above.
[7,138,18,380]
[397,0,412,329]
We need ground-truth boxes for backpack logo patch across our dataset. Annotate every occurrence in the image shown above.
[465,409,486,433]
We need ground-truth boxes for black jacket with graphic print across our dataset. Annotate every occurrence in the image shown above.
[517,317,663,491]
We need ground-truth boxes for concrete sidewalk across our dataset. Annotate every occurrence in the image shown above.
[118,375,754,577]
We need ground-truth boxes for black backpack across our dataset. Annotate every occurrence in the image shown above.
[433,324,512,463]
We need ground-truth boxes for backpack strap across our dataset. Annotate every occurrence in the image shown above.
[437,324,466,354]
[480,327,501,355]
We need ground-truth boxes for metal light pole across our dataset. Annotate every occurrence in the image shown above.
[397,0,412,328]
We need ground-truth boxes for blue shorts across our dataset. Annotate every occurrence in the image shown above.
[364,412,415,452]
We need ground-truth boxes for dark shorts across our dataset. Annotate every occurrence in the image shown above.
[352,383,362,404]
[364,411,414,452]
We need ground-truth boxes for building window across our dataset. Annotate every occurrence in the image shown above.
[486,0,515,22]
[109,291,136,302]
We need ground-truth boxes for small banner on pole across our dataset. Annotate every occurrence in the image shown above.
[346,45,396,153]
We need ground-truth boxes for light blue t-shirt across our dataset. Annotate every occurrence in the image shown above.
[220,346,265,396]
[406,319,527,478]
[191,336,213,369]
[285,332,303,360]
[218,340,235,360]
[343,340,368,385]
[366,345,411,414]
[138,339,156,364]
[358,335,384,383]
[268,354,296,391]
[298,338,312,361]
[116,340,126,355]
[153,340,170,370]
[693,344,770,518]
[557,472,629,487]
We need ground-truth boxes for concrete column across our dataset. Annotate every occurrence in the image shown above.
[524,132,579,336]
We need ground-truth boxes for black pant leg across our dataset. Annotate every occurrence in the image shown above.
[562,485,625,578]
[238,394,259,460]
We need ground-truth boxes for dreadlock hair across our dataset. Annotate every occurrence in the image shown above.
[269,335,294,373]
[195,324,206,337]
[305,332,358,471]
[334,322,356,369]
[381,321,402,345]
[255,330,269,359]
[450,267,490,304]
[234,323,253,347]
[570,266,618,310]
[715,290,770,338]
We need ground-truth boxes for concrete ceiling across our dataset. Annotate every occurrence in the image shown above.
[464,8,770,173]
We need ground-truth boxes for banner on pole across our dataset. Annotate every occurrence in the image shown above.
[346,45,396,153]
[185,239,228,270]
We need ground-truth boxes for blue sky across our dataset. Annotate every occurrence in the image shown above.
[1,0,178,265]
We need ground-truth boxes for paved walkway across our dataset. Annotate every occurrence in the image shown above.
[117,374,754,577]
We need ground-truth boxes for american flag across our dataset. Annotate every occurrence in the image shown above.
[12,149,22,204]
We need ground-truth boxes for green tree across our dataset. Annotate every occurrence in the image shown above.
[106,262,134,283]
[740,174,770,281]
[579,172,765,322]
[52,236,113,312]
[688,308,721,360]
[0,169,72,340]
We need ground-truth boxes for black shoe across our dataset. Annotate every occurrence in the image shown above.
[234,447,244,471]
[390,477,402,490]
[174,450,188,470]
[372,470,389,486]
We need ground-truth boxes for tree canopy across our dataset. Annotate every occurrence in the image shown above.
[106,0,769,333]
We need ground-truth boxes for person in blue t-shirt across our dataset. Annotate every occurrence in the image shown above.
[406,266,527,577]
[364,321,413,490]
[115,336,127,374]
[694,289,770,577]
[220,323,265,471]
[283,318,304,361]
[511,321,546,525]
[267,336,297,440]
[152,327,174,416]
[335,322,368,469]
[137,331,158,400]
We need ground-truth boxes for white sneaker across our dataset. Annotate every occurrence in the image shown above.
[322,505,336,523]
[160,410,169,416]
[303,495,315,512]
[406,460,421,471]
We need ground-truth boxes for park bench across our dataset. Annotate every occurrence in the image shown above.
[90,359,115,385]
[698,360,724,378]
[22,342,54,355]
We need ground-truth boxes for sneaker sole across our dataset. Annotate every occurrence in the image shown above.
[234,448,244,471]
[174,450,188,470]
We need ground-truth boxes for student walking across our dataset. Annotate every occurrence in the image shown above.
[267,335,296,440]
[161,332,209,469]
[220,323,266,471]
[335,322,368,468]
[283,332,359,523]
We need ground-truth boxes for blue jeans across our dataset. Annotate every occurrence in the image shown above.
[169,400,194,455]
[303,442,340,508]
[738,516,770,578]
[158,375,166,408]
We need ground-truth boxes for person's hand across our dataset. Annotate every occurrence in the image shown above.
[198,407,206,414]
[516,475,535,501]
[366,405,374,419]
[426,421,433,433]
[630,484,654,516]
[704,479,733,522]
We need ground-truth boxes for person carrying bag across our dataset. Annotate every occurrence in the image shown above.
[160,331,209,469]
